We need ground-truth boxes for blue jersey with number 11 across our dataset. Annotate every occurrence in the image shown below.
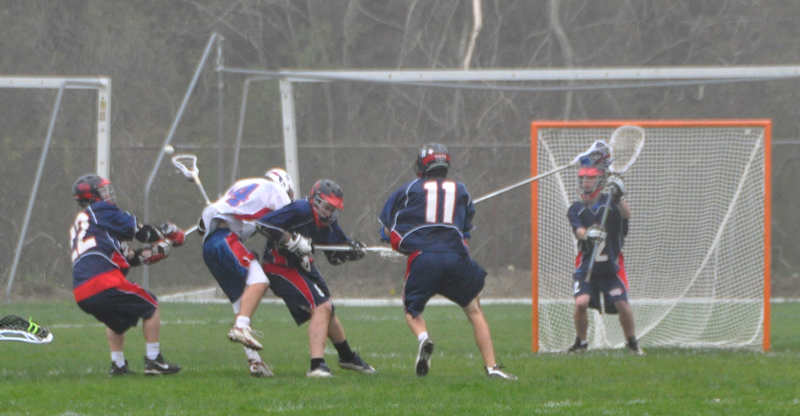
[379,178,474,255]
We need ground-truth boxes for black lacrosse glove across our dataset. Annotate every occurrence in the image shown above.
[325,241,366,265]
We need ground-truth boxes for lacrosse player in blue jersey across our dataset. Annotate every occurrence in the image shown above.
[198,168,294,377]
[566,146,643,355]
[255,179,376,378]
[69,174,185,376]
[379,143,516,380]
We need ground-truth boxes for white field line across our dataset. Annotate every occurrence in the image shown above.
[159,287,800,305]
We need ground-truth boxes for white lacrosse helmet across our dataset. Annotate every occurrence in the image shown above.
[265,168,295,201]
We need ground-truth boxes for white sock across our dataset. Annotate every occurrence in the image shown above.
[417,332,429,343]
[235,316,251,329]
[245,347,261,361]
[111,351,126,367]
[146,342,160,360]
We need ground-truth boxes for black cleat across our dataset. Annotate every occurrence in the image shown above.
[110,360,134,376]
[415,338,435,376]
[144,353,181,376]
[567,337,588,354]
[338,353,377,374]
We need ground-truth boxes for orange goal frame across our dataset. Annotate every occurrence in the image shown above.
[530,119,772,352]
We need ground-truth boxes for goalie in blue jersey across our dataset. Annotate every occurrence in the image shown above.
[379,143,516,380]
[69,174,185,376]
[566,146,643,355]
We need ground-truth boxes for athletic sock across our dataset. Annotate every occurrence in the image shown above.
[417,332,429,343]
[334,340,355,362]
[244,346,261,361]
[235,316,251,329]
[111,351,126,367]
[145,343,160,360]
[310,357,326,370]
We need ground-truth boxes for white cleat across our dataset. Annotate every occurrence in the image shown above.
[227,325,263,350]
[249,358,274,377]
[486,365,518,380]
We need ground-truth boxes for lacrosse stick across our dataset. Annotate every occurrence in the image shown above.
[171,154,211,205]
[585,125,645,283]
[314,244,407,263]
[0,315,53,344]
[474,141,608,204]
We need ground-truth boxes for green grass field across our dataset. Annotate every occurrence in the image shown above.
[2,301,799,415]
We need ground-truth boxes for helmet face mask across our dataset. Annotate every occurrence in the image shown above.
[309,179,344,225]
[578,166,606,204]
[73,174,115,207]
[265,168,295,201]
[415,143,450,178]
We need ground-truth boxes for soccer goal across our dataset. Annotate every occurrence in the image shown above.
[531,120,771,352]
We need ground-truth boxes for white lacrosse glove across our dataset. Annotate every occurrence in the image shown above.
[285,232,313,256]
[606,174,626,203]
[140,240,173,265]
[585,226,607,243]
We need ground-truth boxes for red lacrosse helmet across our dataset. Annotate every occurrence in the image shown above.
[415,143,450,178]
[73,174,115,207]
[577,165,606,203]
[309,179,344,225]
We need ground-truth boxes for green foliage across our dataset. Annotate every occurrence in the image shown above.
[1,302,799,415]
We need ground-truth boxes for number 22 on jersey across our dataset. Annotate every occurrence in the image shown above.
[70,212,96,261]
[423,180,456,224]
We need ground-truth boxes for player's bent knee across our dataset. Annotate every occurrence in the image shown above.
[246,262,270,286]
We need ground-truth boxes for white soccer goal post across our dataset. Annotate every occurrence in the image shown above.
[2,76,111,302]
[531,120,771,352]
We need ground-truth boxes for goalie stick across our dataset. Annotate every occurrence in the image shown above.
[473,141,610,204]
[585,125,645,283]
[0,315,53,344]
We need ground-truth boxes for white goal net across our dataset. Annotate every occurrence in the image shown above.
[533,120,771,352]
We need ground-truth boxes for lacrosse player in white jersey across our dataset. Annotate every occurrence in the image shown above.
[198,168,295,376]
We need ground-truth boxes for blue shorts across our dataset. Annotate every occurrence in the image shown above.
[203,228,258,303]
[403,251,486,318]
[573,255,629,314]
[77,287,158,335]
[262,261,332,325]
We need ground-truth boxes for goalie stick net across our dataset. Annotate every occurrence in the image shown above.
[531,120,771,352]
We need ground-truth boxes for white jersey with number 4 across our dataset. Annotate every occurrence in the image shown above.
[201,178,291,241]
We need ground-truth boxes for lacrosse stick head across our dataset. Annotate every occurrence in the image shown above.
[0,315,53,344]
[171,154,200,180]
[608,125,645,174]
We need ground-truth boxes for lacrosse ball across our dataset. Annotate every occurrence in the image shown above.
[164,145,175,155]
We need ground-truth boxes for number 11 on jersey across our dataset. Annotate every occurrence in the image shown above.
[423,180,456,224]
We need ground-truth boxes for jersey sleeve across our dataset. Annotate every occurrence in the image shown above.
[379,187,406,231]
[460,183,476,235]
[94,203,137,240]
[256,200,309,242]
[567,203,584,231]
